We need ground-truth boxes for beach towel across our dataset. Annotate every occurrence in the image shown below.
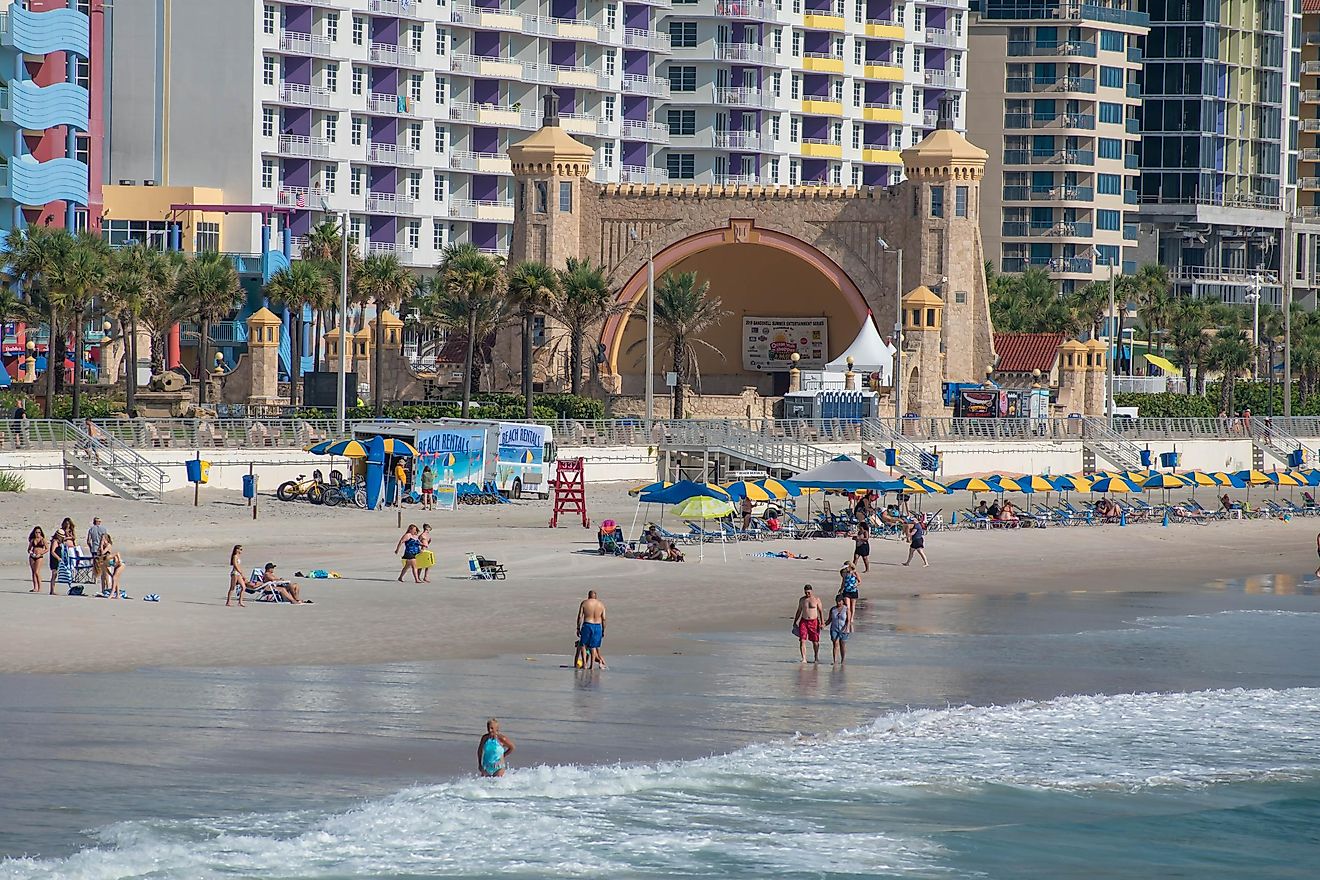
[294,570,342,579]
[752,551,813,560]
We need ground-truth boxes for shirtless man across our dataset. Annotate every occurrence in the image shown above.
[792,584,826,663]
[576,590,607,670]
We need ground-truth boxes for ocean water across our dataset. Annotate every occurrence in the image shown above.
[3,591,1320,879]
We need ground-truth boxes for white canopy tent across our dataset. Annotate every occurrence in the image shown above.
[824,314,897,385]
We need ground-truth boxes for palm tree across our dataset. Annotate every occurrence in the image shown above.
[4,226,73,415]
[1066,281,1110,341]
[354,252,417,415]
[550,257,627,396]
[136,251,189,376]
[1209,330,1253,416]
[433,244,504,417]
[175,251,242,404]
[301,218,361,355]
[1169,296,1210,395]
[505,260,559,418]
[633,270,731,419]
[104,245,148,414]
[48,234,112,419]
[265,260,331,407]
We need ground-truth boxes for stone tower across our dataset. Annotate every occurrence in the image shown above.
[353,325,373,397]
[900,101,994,387]
[507,92,594,268]
[1084,337,1107,416]
[901,285,952,418]
[245,307,282,405]
[1056,339,1088,415]
[322,326,347,372]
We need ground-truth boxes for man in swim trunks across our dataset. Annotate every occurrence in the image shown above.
[576,590,607,669]
[792,584,825,663]
[477,718,515,777]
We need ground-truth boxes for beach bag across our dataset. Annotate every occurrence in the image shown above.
[416,550,435,569]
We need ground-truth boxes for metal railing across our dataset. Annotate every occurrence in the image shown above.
[64,422,169,501]
[1079,416,1145,470]
[659,420,834,474]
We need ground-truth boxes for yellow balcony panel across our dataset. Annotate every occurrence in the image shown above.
[802,13,846,31]
[863,63,904,80]
[865,23,905,39]
[802,55,845,73]
[801,141,843,158]
[801,98,843,116]
[862,105,903,122]
[557,69,598,88]
[477,204,515,222]
[862,148,902,164]
[555,22,598,40]
[560,116,597,136]
[478,60,523,79]
[475,108,522,126]
[476,157,513,174]
[479,12,523,30]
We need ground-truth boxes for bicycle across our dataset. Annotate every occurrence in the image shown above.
[276,469,326,504]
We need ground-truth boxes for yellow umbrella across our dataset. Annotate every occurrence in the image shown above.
[1268,471,1303,487]
[948,477,996,492]
[1182,471,1220,487]
[1054,474,1093,492]
[379,438,419,456]
[1237,469,1272,486]
[1017,475,1057,492]
[724,480,774,502]
[757,478,800,498]
[674,496,735,519]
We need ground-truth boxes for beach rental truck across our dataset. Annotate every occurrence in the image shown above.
[353,419,556,499]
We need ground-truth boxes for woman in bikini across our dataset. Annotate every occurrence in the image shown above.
[395,524,422,583]
[99,535,125,598]
[27,526,47,592]
[227,544,247,607]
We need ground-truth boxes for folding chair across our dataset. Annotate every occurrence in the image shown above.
[468,553,495,580]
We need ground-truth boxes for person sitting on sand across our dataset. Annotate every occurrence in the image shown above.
[478,718,515,778]
[250,562,307,603]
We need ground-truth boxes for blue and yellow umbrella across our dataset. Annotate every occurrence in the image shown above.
[1090,475,1142,493]
[1267,470,1304,487]
[379,438,418,457]
[309,438,370,457]
[1141,472,1191,490]
[948,477,996,493]
[758,477,802,498]
[724,480,775,502]
[629,480,672,497]
[1054,474,1094,493]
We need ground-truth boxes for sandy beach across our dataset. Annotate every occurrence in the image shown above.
[0,483,1313,674]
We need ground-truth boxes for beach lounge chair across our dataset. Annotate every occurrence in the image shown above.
[467,554,496,580]
[687,522,728,543]
[784,513,822,539]
[476,555,506,578]
[245,567,292,602]
[652,523,698,546]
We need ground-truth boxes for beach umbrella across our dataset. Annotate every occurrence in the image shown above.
[1182,471,1221,487]
[640,480,731,504]
[948,477,996,493]
[673,496,734,563]
[1089,475,1141,493]
[758,477,801,498]
[724,480,775,502]
[1013,475,1056,492]
[379,438,418,457]
[1235,469,1272,485]
[1295,469,1320,486]
[1054,474,1093,493]
[307,439,342,454]
[317,438,371,458]
[629,480,672,497]
[1268,471,1303,486]
[1141,472,1191,490]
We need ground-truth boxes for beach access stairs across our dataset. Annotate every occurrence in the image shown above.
[62,423,169,502]
[658,421,833,477]
[860,418,927,478]
[1079,417,1145,472]
[1248,417,1318,469]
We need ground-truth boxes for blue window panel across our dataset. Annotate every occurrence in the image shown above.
[1097,173,1121,194]
[1097,209,1120,231]
[1098,137,1122,159]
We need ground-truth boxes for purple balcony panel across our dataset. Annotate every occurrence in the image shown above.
[621,141,646,166]
[867,0,895,20]
[802,117,828,141]
[471,175,499,202]
[623,4,649,29]
[803,32,830,54]
[285,107,311,136]
[624,50,649,75]
[623,96,648,121]
[284,5,312,33]
[473,31,500,58]
[471,223,499,251]
[475,0,500,10]
[291,211,312,236]
[550,41,577,67]
[732,66,762,87]
[284,56,312,86]
[370,166,398,193]
[801,159,827,182]
[805,77,830,99]
[371,17,400,45]
[370,67,400,94]
[551,87,575,114]
[283,159,311,188]
[927,48,946,65]
[472,79,501,105]
[928,7,947,27]
[369,116,396,143]
[471,128,500,154]
[551,0,578,19]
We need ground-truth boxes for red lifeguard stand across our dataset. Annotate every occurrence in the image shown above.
[549,457,589,528]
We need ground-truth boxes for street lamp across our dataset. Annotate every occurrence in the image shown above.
[1245,277,1261,381]
[876,237,903,432]
[628,226,655,424]
[321,196,350,435]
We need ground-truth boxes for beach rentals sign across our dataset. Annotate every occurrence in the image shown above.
[496,423,548,493]
[415,427,487,486]
[743,317,828,372]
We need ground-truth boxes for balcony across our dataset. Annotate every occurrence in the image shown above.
[1002,185,1094,202]
[620,164,670,184]
[1006,40,1097,57]
[714,0,778,20]
[621,119,670,142]
[1004,111,1096,130]
[276,186,314,209]
[1124,189,1138,204]
[863,62,904,80]
[1302,148,1320,163]
[922,109,938,127]
[1126,83,1140,98]
[714,130,764,150]
[560,112,611,138]
[1,5,90,57]
[861,148,902,164]
[1302,119,1320,132]
[1303,91,1320,104]
[365,241,415,263]
[449,101,533,128]
[1124,154,1138,169]
[447,150,512,173]
[802,13,846,31]
[800,138,842,158]
[801,98,843,116]
[525,14,610,42]
[277,134,332,158]
[1123,224,1138,241]
[1304,61,1320,76]
[865,18,905,39]
[922,27,960,48]
[1127,46,1142,63]
[716,87,774,108]
[1005,76,1097,94]
[1001,256,1093,274]
[549,62,610,90]
[1125,117,1139,134]
[802,52,845,73]
[279,82,336,109]
[0,156,88,207]
[718,42,778,64]
[367,141,420,166]
[714,173,766,185]
[1003,148,1095,166]
[623,27,671,51]
[365,192,417,216]
[623,74,670,98]
[279,29,335,58]
[923,68,957,88]
[449,4,525,32]
[368,92,416,116]
[0,79,88,130]
[1001,221,1094,239]
[449,198,515,222]
[369,42,420,67]
[450,53,524,79]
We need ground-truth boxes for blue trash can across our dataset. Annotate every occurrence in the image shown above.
[185,459,202,483]
[242,474,258,499]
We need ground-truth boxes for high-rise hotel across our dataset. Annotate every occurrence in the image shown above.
[103,0,968,268]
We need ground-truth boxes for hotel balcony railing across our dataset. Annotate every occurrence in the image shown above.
[368,92,416,115]
[1303,177,1320,191]
[718,42,779,64]
[1006,39,1097,57]
[714,173,766,185]
[365,241,415,262]
[714,130,764,150]
[715,87,775,108]
[1300,148,1320,163]
[922,27,960,48]
[448,101,537,128]
[1004,111,1096,130]
[446,150,512,173]
[368,0,411,14]
[1003,148,1095,166]
[621,119,670,142]
[1003,185,1094,202]
[279,29,335,58]
[622,73,671,98]
[1001,221,1094,238]
[0,5,90,57]
[1302,90,1320,104]
[365,192,417,216]
[714,0,778,20]
[1302,119,1320,132]
[922,109,938,127]
[276,186,311,208]
[369,41,419,67]
[922,68,957,88]
[620,164,670,184]
[1123,224,1138,241]
[1304,60,1320,75]
[367,141,419,166]
[624,27,671,51]
[279,82,336,109]
[277,134,332,159]
[1005,76,1096,94]
[1001,256,1093,274]
[448,198,515,221]
[802,51,845,64]
[0,79,88,131]
[525,13,610,42]
[560,112,613,137]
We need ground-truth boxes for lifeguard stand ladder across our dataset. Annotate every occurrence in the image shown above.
[549,457,589,528]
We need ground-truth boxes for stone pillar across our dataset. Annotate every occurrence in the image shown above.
[844,356,856,390]
[323,327,346,372]
[245,307,282,404]
[1084,337,1107,416]
[353,326,373,399]
[901,285,952,418]
[366,311,403,398]
[788,352,801,392]
[1056,339,1087,414]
